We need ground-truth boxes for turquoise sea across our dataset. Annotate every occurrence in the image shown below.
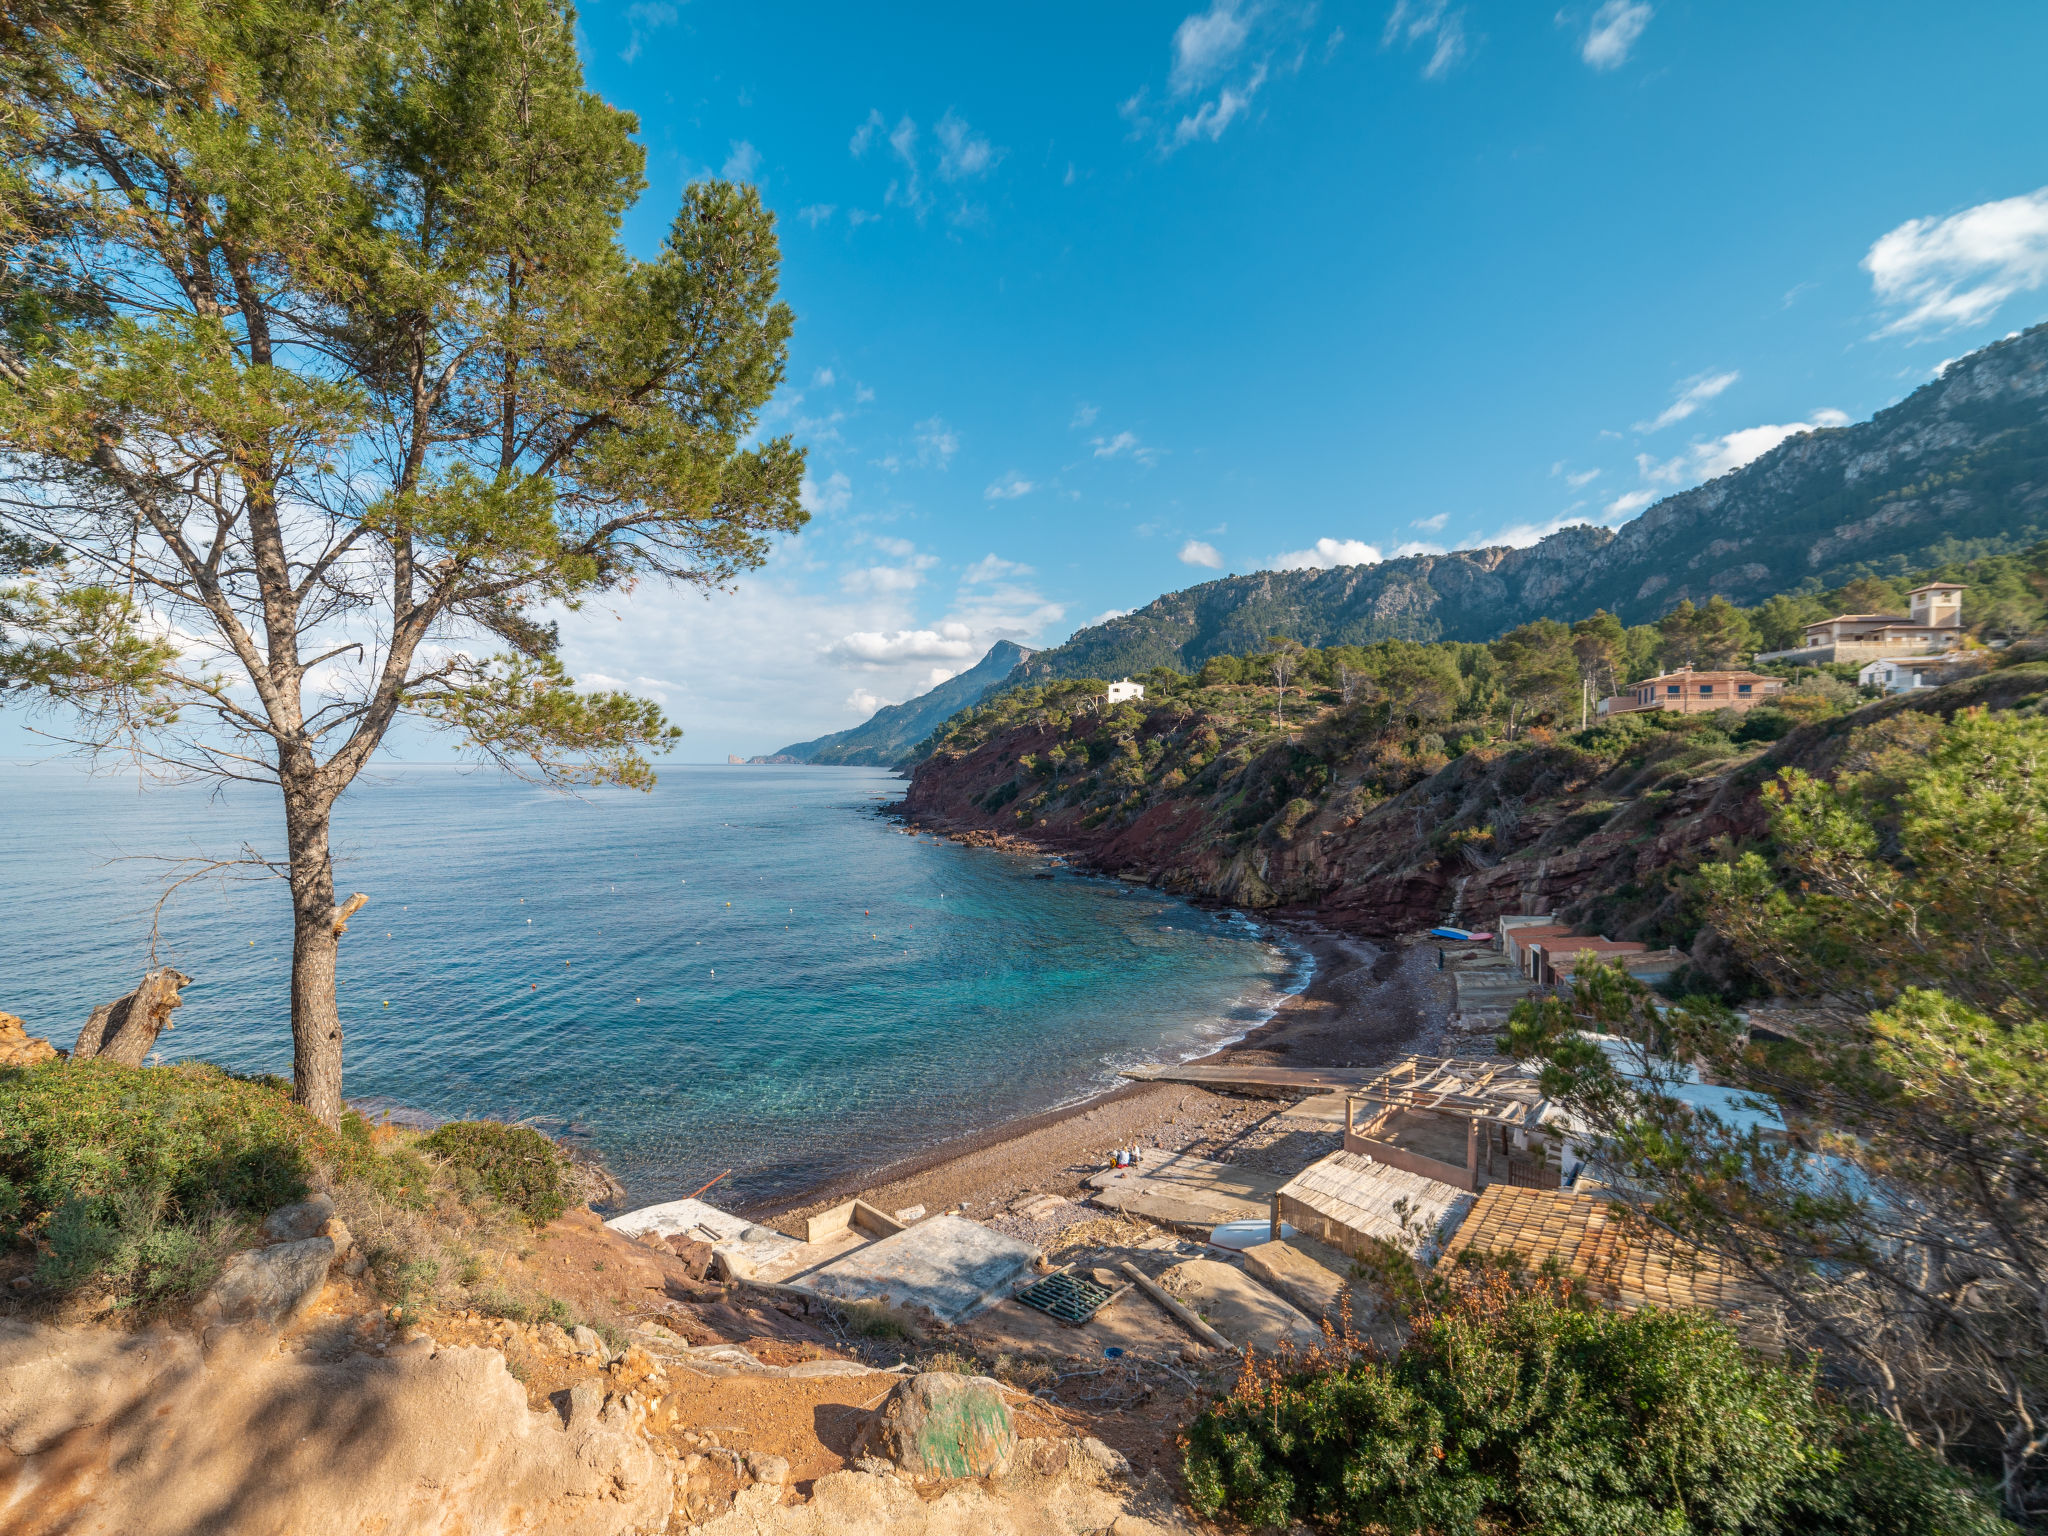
[0,762,1299,1209]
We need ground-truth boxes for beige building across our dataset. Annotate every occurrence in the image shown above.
[1598,665,1783,717]
[1754,582,1967,665]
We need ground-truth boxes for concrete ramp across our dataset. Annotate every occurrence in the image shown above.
[1085,1151,1282,1229]
[794,1216,1039,1323]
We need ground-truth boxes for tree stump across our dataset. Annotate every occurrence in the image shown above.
[72,968,192,1066]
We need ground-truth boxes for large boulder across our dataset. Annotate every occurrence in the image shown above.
[859,1371,1016,1478]
[0,1013,58,1068]
[0,1320,671,1536]
[261,1195,335,1243]
[194,1237,335,1329]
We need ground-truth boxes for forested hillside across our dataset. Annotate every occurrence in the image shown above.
[903,546,2048,955]
[1016,322,2048,683]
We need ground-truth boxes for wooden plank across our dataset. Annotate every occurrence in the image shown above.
[1120,1261,1233,1352]
[1119,1063,1375,1094]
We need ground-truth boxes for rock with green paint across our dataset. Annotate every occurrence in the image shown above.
[862,1371,1016,1478]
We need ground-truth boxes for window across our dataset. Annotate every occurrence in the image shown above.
[1737,683,1752,695]
[1699,684,1714,695]
[1667,685,1681,696]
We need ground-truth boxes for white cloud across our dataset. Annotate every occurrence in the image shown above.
[1390,540,1445,557]
[1566,467,1601,487]
[935,111,1001,181]
[1085,608,1130,627]
[883,115,925,217]
[619,0,677,64]
[1410,511,1450,531]
[1269,537,1383,571]
[1171,0,1252,94]
[797,204,835,228]
[1635,369,1739,433]
[840,553,938,595]
[831,623,979,664]
[854,383,876,404]
[1070,402,1099,428]
[1605,488,1658,518]
[871,536,917,558]
[1864,186,2048,335]
[800,471,851,515]
[1179,540,1225,568]
[1091,430,1160,465]
[963,554,1034,585]
[847,209,879,228]
[547,542,1065,759]
[1628,409,1847,498]
[1580,1,1651,69]
[1174,66,1267,144]
[847,688,891,718]
[850,110,884,157]
[721,140,761,182]
[812,367,836,388]
[1384,1,1468,80]
[983,471,1034,501]
[1128,0,1319,151]
[914,416,958,469]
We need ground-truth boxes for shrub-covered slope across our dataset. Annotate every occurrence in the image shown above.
[903,654,2048,965]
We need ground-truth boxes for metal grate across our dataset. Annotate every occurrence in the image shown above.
[1015,1270,1117,1324]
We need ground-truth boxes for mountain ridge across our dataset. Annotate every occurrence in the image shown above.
[1015,322,2048,684]
[778,640,1033,765]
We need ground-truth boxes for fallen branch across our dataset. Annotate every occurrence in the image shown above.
[1120,1260,1231,1352]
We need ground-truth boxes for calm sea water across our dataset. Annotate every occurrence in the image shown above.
[0,761,1297,1209]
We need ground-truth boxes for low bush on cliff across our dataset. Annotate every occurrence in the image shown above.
[0,1059,356,1231]
[1183,1268,2010,1536]
[0,1059,410,1305]
[417,1121,574,1227]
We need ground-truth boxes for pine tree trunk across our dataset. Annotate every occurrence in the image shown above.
[284,779,344,1128]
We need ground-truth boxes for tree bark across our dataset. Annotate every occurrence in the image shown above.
[284,779,344,1127]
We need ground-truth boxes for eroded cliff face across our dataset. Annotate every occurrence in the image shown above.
[900,667,2048,948]
[0,1322,673,1536]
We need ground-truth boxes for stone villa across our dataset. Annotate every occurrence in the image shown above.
[1598,664,1784,717]
[1753,582,1967,665]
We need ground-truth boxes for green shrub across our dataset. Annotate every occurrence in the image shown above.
[842,1299,915,1340]
[33,1187,246,1304]
[416,1121,573,1226]
[0,1059,379,1235]
[1183,1269,2009,1536]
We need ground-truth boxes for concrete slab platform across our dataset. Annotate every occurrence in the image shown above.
[1085,1152,1283,1229]
[793,1215,1039,1323]
[605,1197,800,1274]
[1240,1237,1376,1329]
[1282,1092,1352,1125]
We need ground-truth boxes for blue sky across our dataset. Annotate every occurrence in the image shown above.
[12,2,2048,767]
[550,1,2048,757]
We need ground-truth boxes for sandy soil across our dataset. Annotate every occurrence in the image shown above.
[758,920,1459,1249]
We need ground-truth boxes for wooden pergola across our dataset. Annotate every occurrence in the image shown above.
[1343,1055,1570,1192]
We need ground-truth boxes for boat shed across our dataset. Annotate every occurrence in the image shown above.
[1275,1150,1477,1265]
